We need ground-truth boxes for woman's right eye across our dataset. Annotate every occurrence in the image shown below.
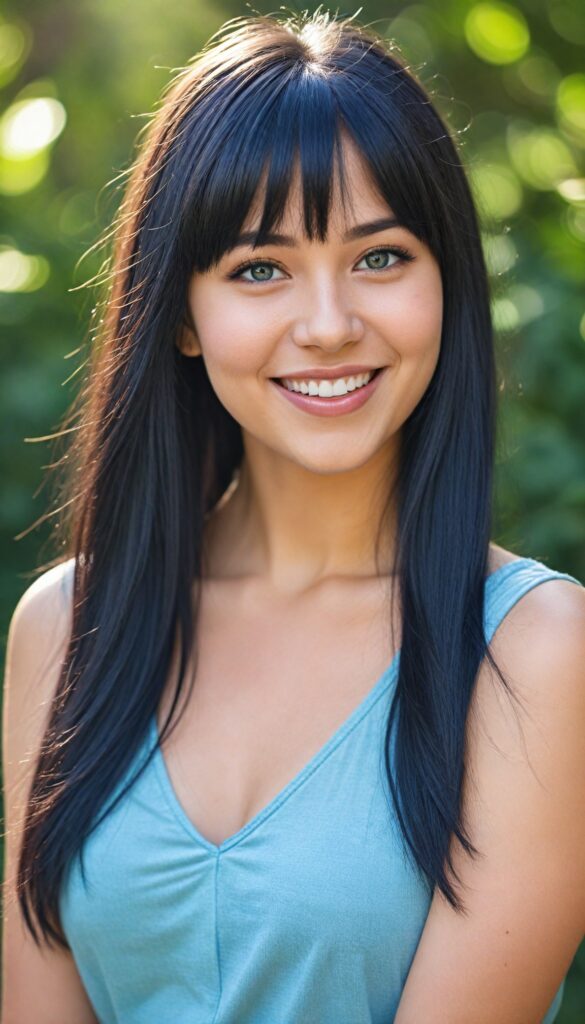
[228,260,286,284]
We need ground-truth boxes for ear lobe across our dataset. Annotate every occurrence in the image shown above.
[176,316,201,357]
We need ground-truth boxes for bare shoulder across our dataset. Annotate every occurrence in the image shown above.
[10,557,75,636]
[486,543,585,665]
[2,557,98,1023]
[486,541,584,653]
[4,558,76,735]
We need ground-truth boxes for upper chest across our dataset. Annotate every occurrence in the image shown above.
[156,576,401,848]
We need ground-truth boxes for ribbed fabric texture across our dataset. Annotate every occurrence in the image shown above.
[59,556,582,1023]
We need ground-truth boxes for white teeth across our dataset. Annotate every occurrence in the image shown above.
[282,370,375,397]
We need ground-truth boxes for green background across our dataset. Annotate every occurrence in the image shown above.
[1,1,583,1017]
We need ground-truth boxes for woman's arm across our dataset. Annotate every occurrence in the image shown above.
[394,578,585,1024]
[1,562,99,1024]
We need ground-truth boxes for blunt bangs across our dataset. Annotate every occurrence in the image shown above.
[178,49,443,277]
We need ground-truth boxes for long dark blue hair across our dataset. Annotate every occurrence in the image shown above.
[14,8,515,949]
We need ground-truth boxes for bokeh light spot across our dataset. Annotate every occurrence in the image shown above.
[507,123,577,190]
[549,1,585,45]
[557,178,585,204]
[471,162,523,219]
[482,232,518,275]
[516,55,560,99]
[0,149,49,195]
[0,19,29,87]
[0,246,50,292]
[0,96,66,158]
[492,295,520,332]
[465,3,530,65]
[556,73,585,144]
[506,283,545,325]
[564,206,585,242]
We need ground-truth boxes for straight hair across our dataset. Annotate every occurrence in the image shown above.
[12,8,518,949]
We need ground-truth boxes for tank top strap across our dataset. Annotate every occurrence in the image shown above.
[483,556,583,645]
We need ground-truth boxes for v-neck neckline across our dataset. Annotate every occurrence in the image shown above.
[149,558,532,854]
[150,646,400,854]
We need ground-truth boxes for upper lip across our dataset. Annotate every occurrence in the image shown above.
[273,364,382,380]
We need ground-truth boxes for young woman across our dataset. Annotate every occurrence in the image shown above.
[3,10,584,1024]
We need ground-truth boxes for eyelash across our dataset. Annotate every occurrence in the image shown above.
[227,245,416,283]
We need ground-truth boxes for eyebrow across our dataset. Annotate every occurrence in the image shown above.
[229,216,404,251]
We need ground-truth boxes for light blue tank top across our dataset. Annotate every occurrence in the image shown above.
[59,556,583,1023]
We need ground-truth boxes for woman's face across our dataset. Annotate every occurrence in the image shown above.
[178,138,443,476]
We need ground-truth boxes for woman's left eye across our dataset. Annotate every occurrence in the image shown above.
[228,245,415,284]
[356,246,415,272]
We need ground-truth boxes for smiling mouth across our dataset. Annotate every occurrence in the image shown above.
[267,366,387,418]
[271,367,384,393]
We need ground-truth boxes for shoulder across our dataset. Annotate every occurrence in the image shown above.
[2,560,100,1018]
[3,557,77,849]
[8,558,75,655]
[4,559,76,731]
[484,543,585,684]
[10,557,75,625]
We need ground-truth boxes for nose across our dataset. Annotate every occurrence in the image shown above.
[291,277,365,352]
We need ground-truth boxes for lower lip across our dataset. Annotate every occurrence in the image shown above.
[270,368,385,418]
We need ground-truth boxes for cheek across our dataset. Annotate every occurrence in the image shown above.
[375,268,443,426]
[389,269,443,359]
[189,284,271,377]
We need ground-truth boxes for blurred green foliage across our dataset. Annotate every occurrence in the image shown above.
[0,0,583,1017]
